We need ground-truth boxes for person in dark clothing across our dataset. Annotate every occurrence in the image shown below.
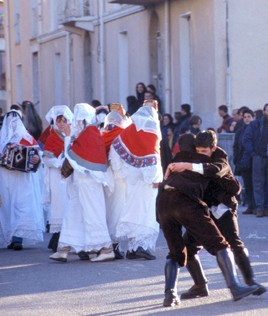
[126,95,139,115]
[170,130,266,300]
[146,84,162,114]
[157,133,257,307]
[21,100,43,140]
[135,82,147,107]
[172,104,192,148]
[217,104,234,133]
[241,103,268,217]
[233,109,255,214]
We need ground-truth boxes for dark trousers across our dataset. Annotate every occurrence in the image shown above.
[157,190,229,266]
[185,210,245,259]
[252,155,268,211]
[241,170,255,209]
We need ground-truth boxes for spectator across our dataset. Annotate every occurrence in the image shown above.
[126,95,139,115]
[161,113,175,138]
[189,115,202,135]
[230,106,250,132]
[233,109,255,214]
[254,109,263,120]
[173,104,192,147]
[91,99,102,108]
[147,84,162,114]
[241,103,268,217]
[217,105,233,133]
[135,82,147,107]
[21,100,43,140]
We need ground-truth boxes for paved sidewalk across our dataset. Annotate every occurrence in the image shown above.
[0,206,267,316]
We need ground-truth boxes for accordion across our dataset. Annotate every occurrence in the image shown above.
[0,145,39,173]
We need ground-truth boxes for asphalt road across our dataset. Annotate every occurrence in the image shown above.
[0,205,267,316]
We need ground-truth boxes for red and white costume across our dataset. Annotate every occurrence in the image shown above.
[42,105,73,233]
[58,103,114,254]
[0,110,44,247]
[109,105,163,252]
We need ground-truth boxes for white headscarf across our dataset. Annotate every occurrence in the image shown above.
[104,111,131,130]
[131,105,161,137]
[72,103,96,137]
[0,110,34,155]
[45,105,73,126]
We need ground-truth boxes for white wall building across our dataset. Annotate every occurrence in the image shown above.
[4,0,268,129]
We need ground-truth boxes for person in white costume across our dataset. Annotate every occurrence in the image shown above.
[0,110,44,250]
[42,105,73,252]
[49,103,115,262]
[101,104,131,259]
[109,100,163,260]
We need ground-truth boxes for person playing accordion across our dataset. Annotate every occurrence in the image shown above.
[0,109,44,250]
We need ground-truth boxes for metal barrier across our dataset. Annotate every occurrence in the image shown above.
[217,133,235,171]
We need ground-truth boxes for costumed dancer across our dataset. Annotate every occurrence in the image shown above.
[49,103,115,262]
[109,100,163,260]
[42,105,73,252]
[101,103,131,259]
[0,109,44,250]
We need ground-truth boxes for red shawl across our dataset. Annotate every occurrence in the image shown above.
[68,125,107,171]
[38,126,51,150]
[43,129,64,158]
[112,124,160,168]
[101,127,124,154]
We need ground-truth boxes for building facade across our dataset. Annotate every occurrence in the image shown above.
[3,0,268,129]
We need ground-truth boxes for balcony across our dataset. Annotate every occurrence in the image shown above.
[58,0,94,32]
[109,0,165,5]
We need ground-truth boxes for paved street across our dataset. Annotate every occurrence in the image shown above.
[0,205,268,316]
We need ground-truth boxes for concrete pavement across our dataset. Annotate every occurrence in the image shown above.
[0,205,268,316]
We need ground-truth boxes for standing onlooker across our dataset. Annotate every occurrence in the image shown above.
[147,84,162,114]
[233,109,255,214]
[161,113,175,138]
[126,95,139,115]
[135,82,147,108]
[189,115,202,135]
[21,100,43,140]
[0,109,44,250]
[242,103,268,217]
[217,105,234,133]
[173,104,192,147]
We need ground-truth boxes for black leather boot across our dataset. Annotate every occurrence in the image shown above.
[163,259,180,307]
[47,232,60,252]
[234,248,267,296]
[216,248,258,301]
[180,255,209,299]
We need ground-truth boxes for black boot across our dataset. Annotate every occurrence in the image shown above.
[180,255,209,299]
[112,243,124,260]
[163,259,180,307]
[234,249,267,296]
[47,232,60,252]
[216,248,258,301]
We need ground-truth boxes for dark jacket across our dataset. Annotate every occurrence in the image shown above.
[160,151,211,205]
[204,147,241,211]
[233,123,248,174]
[241,116,268,169]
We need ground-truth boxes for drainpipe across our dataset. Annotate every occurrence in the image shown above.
[66,31,71,107]
[99,0,105,105]
[4,0,12,109]
[164,0,171,112]
[225,0,231,107]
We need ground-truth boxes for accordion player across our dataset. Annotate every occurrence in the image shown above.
[0,144,40,173]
